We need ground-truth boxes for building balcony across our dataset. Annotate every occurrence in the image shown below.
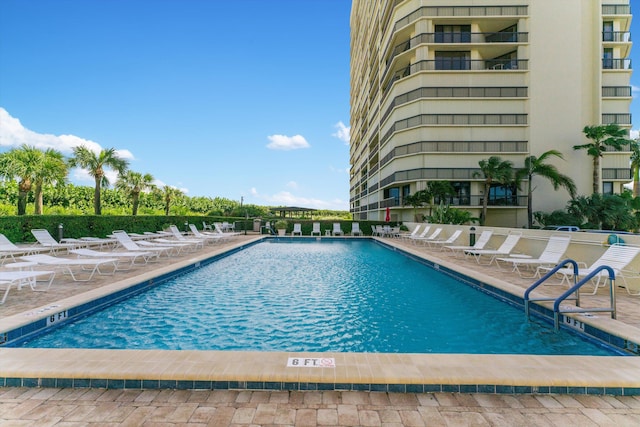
[602,86,632,97]
[384,59,527,94]
[602,4,630,15]
[602,31,631,42]
[602,113,632,125]
[389,31,527,59]
[602,58,632,69]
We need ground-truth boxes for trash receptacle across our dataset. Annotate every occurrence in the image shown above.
[253,219,262,232]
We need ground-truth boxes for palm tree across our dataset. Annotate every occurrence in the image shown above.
[160,185,183,216]
[33,148,68,215]
[68,146,129,215]
[630,138,640,198]
[427,180,456,212]
[515,150,577,228]
[403,189,430,221]
[0,145,43,215]
[115,171,156,215]
[574,124,630,194]
[474,156,514,225]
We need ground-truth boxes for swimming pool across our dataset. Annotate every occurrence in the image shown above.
[21,239,618,355]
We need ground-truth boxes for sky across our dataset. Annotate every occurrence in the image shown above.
[0,0,353,210]
[2,1,640,212]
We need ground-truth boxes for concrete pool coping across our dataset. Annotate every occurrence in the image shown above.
[1,234,639,395]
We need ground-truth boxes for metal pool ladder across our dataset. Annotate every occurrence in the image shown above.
[523,259,617,331]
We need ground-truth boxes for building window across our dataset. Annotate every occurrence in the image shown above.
[602,182,614,195]
[384,187,400,206]
[488,184,518,206]
[603,21,614,42]
[603,48,614,69]
[435,182,470,205]
[435,25,471,43]
[435,51,470,70]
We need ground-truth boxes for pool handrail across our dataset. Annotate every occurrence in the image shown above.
[552,265,617,330]
[524,259,580,319]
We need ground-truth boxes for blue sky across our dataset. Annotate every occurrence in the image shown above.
[2,1,640,212]
[0,0,352,210]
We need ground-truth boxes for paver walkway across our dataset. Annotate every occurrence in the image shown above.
[2,387,640,426]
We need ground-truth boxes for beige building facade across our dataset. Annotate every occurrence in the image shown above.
[349,0,632,227]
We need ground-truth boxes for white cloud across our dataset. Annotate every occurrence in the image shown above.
[631,129,639,140]
[0,108,138,185]
[266,134,310,151]
[332,121,350,145]
[632,85,640,98]
[286,181,298,189]
[0,108,104,154]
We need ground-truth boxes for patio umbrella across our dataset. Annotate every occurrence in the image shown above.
[385,207,390,222]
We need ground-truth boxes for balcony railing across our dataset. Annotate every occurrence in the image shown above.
[602,58,632,69]
[602,86,632,97]
[384,59,527,94]
[386,32,528,70]
[394,5,528,32]
[602,113,632,125]
[602,4,630,15]
[603,31,631,42]
[379,195,527,208]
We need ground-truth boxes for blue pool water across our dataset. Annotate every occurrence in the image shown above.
[23,239,617,355]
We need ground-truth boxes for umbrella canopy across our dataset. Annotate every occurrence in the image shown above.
[385,207,390,222]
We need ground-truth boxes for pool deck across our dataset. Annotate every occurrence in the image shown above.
[1,232,640,425]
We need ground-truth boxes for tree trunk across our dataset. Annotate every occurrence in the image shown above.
[634,166,639,198]
[132,193,139,216]
[593,156,600,194]
[94,176,102,215]
[527,185,533,228]
[481,182,490,225]
[34,182,43,215]
[17,190,27,215]
[17,179,30,216]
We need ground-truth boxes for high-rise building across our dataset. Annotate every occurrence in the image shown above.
[349,0,632,226]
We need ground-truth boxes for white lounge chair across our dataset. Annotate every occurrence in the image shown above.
[411,227,442,245]
[292,223,302,236]
[407,225,431,243]
[188,224,228,243]
[142,239,193,255]
[400,224,422,241]
[538,244,640,295]
[427,229,463,250]
[165,225,205,250]
[0,233,50,264]
[332,223,344,236]
[111,231,177,258]
[496,234,571,277]
[311,222,321,236]
[464,231,523,265]
[0,270,56,303]
[214,222,241,236]
[20,254,118,282]
[202,221,213,231]
[31,229,78,254]
[443,229,493,257]
[70,248,157,269]
[351,222,363,236]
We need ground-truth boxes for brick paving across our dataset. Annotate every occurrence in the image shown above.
[2,387,640,426]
